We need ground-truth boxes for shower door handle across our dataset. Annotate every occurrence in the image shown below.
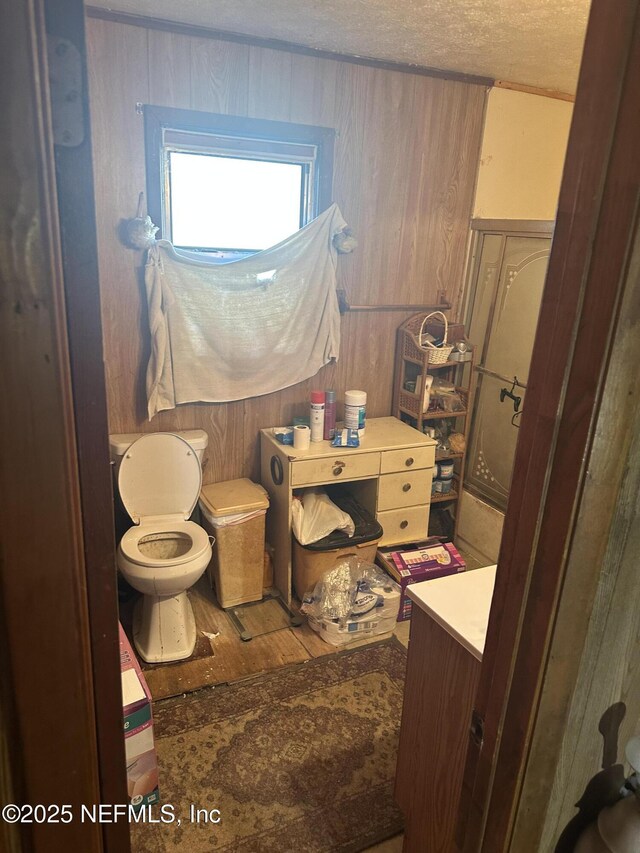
[475,364,527,390]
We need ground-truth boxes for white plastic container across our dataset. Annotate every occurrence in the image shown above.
[344,390,367,436]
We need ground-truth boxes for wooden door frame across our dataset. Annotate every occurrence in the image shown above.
[0,1,129,851]
[44,1,131,849]
[459,0,640,849]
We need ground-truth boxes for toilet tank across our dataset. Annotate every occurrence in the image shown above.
[109,429,209,472]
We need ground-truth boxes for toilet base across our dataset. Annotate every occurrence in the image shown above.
[132,590,197,664]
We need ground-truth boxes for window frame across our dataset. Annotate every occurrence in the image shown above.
[144,105,335,254]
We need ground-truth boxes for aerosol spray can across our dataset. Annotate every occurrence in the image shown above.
[323,390,337,440]
[310,391,325,442]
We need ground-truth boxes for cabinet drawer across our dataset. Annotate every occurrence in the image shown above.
[291,452,380,487]
[380,445,435,474]
[377,469,434,511]
[377,504,430,547]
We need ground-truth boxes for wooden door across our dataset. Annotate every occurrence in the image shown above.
[457,0,640,850]
[0,1,128,851]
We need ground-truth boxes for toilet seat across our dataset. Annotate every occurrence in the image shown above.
[118,432,202,524]
[117,432,209,568]
[120,520,210,568]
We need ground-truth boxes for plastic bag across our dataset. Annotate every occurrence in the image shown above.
[291,488,355,546]
[300,557,400,632]
[428,377,465,413]
[300,557,401,645]
[200,505,266,528]
[331,428,360,447]
[273,427,293,445]
[431,377,456,394]
[439,391,466,412]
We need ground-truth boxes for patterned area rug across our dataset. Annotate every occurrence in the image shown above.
[132,637,407,853]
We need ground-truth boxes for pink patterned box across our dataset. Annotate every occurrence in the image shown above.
[377,541,466,621]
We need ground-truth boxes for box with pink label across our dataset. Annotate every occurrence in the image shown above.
[377,541,466,621]
[119,624,160,810]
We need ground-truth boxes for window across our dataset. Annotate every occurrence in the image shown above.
[144,106,335,256]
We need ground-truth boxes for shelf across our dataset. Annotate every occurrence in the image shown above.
[401,382,467,397]
[402,355,429,368]
[422,409,468,420]
[394,314,474,543]
[423,359,467,369]
[398,405,468,422]
[431,487,459,503]
[431,474,460,503]
[403,358,462,370]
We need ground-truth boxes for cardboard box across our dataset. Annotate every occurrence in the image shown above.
[377,541,466,621]
[119,625,159,809]
[308,613,398,646]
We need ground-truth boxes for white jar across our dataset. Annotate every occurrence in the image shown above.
[344,390,367,436]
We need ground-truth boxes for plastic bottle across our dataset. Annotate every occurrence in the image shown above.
[344,390,367,436]
[323,390,337,440]
[310,391,325,442]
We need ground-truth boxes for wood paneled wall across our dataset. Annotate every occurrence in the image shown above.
[86,16,486,484]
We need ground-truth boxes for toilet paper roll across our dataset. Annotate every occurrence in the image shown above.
[371,584,402,618]
[293,424,311,451]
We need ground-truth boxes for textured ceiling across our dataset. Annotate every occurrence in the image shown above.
[101,0,590,93]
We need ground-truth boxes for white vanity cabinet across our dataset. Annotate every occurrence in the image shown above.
[260,416,436,603]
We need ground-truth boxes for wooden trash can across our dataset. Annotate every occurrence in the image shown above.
[199,478,269,609]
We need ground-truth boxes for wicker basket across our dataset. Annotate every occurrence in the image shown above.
[418,311,454,364]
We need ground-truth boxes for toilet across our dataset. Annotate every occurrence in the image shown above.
[109,430,212,664]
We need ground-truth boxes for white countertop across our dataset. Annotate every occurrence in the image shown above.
[407,565,497,661]
[261,416,436,459]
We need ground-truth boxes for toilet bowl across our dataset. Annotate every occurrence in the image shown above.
[111,431,212,664]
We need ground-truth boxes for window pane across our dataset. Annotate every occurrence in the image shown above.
[169,152,304,251]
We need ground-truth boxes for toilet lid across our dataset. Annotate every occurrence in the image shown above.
[118,433,202,524]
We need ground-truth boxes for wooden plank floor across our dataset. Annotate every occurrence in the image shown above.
[122,576,410,701]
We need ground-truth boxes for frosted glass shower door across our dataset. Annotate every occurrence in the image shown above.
[466,234,550,510]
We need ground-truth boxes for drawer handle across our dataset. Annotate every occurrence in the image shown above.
[400,520,408,529]
[405,457,414,467]
[402,483,412,492]
[333,461,345,476]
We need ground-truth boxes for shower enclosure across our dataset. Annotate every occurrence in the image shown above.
[465,224,553,511]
